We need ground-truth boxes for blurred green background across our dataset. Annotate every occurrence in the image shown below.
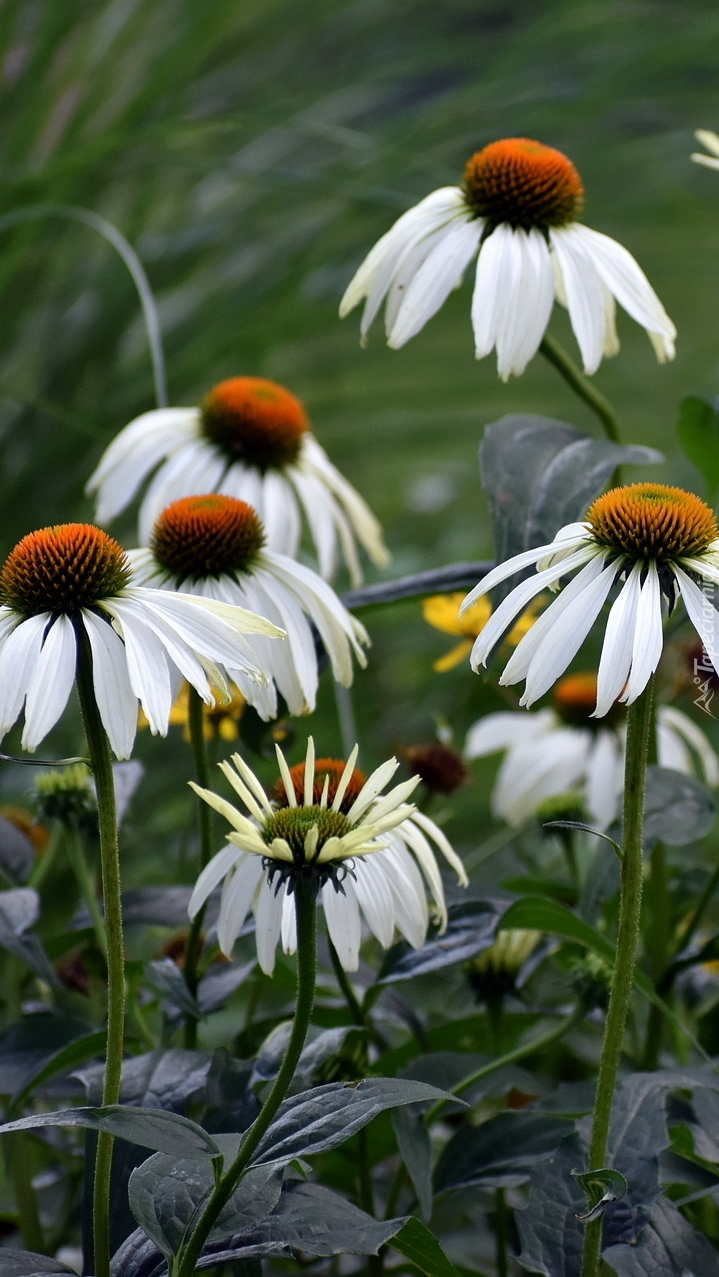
[1,0,718,860]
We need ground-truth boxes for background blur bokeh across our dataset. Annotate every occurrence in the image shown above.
[1,0,719,864]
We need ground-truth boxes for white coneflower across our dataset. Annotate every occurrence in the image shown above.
[86,376,389,585]
[0,522,282,759]
[464,483,719,714]
[466,671,719,829]
[341,137,675,379]
[188,738,468,973]
[127,494,369,719]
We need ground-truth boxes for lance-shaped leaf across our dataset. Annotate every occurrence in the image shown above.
[434,1110,573,1192]
[479,414,662,602]
[378,900,500,982]
[128,1153,284,1261]
[0,888,58,986]
[250,1078,455,1166]
[388,1218,466,1277]
[0,1254,83,1276]
[0,1105,219,1158]
[642,767,716,848]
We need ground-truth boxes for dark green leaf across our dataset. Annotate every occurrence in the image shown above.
[515,1132,586,1277]
[603,1195,719,1276]
[0,816,35,885]
[7,1029,106,1117]
[677,395,719,501]
[393,1106,433,1220]
[0,888,58,985]
[251,1079,455,1165]
[499,898,704,1049]
[0,1014,94,1097]
[378,901,500,982]
[479,415,662,601]
[76,1048,212,1107]
[144,958,202,1019]
[435,1111,572,1192]
[128,1153,284,1261]
[0,1253,81,1276]
[388,1218,465,1277]
[251,1024,357,1086]
[0,1105,219,1158]
[643,767,716,847]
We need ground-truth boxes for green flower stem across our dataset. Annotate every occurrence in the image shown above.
[539,333,621,444]
[581,678,654,1277]
[183,688,214,1049]
[174,874,318,1277]
[424,1002,587,1126]
[5,1133,44,1252]
[75,644,124,1277]
[65,823,108,961]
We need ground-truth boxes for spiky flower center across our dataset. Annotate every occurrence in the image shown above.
[200,377,309,471]
[0,524,131,616]
[262,805,353,860]
[403,743,467,794]
[462,138,584,229]
[272,758,368,813]
[586,484,718,562]
[151,495,265,580]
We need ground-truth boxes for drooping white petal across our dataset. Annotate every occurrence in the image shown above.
[549,226,608,374]
[351,856,397,947]
[0,615,48,739]
[492,730,590,827]
[411,809,468,886]
[346,757,400,822]
[138,438,228,543]
[585,730,624,830]
[388,217,483,349]
[465,708,557,758]
[253,876,286,975]
[672,565,719,674]
[500,553,611,685]
[217,854,266,955]
[322,878,361,970]
[380,844,429,948]
[569,224,676,361]
[82,610,138,759]
[461,533,592,618]
[518,559,622,705]
[21,615,77,751]
[594,561,644,717]
[620,562,664,704]
[339,187,465,332]
[658,705,719,787]
[87,408,199,524]
[494,228,554,379]
[189,844,245,918]
[101,601,173,733]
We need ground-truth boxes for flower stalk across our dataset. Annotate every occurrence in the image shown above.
[581,676,654,1277]
[182,687,214,1048]
[539,333,621,444]
[75,636,124,1277]
[174,873,318,1277]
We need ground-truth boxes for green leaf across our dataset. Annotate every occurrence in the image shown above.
[573,1167,628,1223]
[677,395,719,501]
[603,1195,719,1276]
[7,1029,106,1118]
[128,1154,284,1261]
[251,1078,457,1166]
[0,1105,220,1159]
[144,958,202,1019]
[378,901,500,982]
[393,1107,433,1221]
[388,1218,466,1277]
[498,897,705,1052]
[0,1014,95,1098]
[643,767,716,847]
[0,888,58,986]
[434,1111,573,1192]
[0,1253,80,1276]
[479,415,662,601]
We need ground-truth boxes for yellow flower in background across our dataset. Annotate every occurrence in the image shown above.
[140,681,246,743]
[423,592,544,672]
